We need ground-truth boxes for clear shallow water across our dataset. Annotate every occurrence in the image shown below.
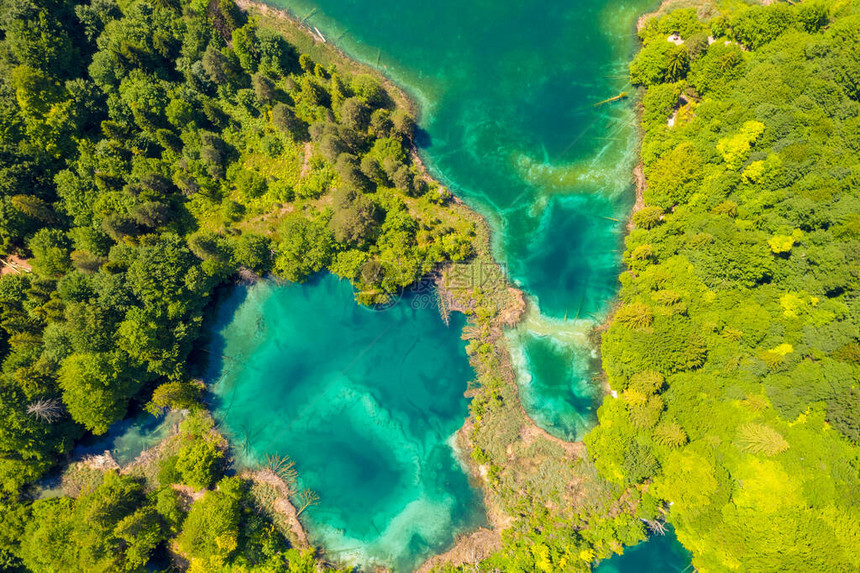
[208,276,483,571]
[74,410,183,465]
[268,0,655,441]
[511,330,602,441]
[595,527,693,573]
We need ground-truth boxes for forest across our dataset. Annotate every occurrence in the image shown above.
[0,0,475,569]
[0,0,858,570]
[586,0,860,570]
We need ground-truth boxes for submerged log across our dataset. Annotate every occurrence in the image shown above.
[593,92,628,106]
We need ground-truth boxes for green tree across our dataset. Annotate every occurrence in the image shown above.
[58,351,137,434]
[666,45,690,81]
[273,216,333,282]
[272,103,307,141]
[176,476,243,565]
[20,472,165,572]
[146,379,203,416]
[339,97,369,131]
[643,142,702,208]
[328,188,380,246]
[629,41,675,86]
[232,23,260,73]
[175,437,224,489]
[28,228,71,277]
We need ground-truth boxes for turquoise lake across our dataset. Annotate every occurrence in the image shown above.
[266,0,656,441]
[206,0,694,569]
[209,276,483,571]
[273,0,651,318]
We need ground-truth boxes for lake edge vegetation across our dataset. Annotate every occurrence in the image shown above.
[434,0,860,571]
[584,0,860,571]
[0,0,630,569]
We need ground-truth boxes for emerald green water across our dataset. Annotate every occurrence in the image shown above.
[209,276,483,570]
[511,328,602,441]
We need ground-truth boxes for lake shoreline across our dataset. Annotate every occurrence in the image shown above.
[231,1,670,570]
[234,1,544,568]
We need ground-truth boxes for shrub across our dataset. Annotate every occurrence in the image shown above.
[175,438,224,490]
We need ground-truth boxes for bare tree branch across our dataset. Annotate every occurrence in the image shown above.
[27,397,65,423]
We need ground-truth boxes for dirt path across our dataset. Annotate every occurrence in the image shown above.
[299,141,313,178]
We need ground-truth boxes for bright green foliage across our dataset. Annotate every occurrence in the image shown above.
[689,41,745,95]
[0,499,29,569]
[231,233,273,274]
[652,419,687,448]
[146,379,204,416]
[174,437,225,489]
[27,228,71,277]
[274,215,334,282]
[177,477,244,566]
[330,249,369,280]
[630,42,688,87]
[630,9,709,87]
[590,2,860,571]
[631,206,663,229]
[153,487,184,534]
[19,472,166,572]
[643,142,702,207]
[730,4,797,49]
[58,351,139,435]
[736,423,789,456]
[768,234,795,254]
[158,411,225,489]
[716,120,765,169]
[174,475,311,572]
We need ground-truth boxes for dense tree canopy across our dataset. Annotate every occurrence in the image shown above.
[588,2,860,570]
[0,0,475,569]
[0,0,476,481]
